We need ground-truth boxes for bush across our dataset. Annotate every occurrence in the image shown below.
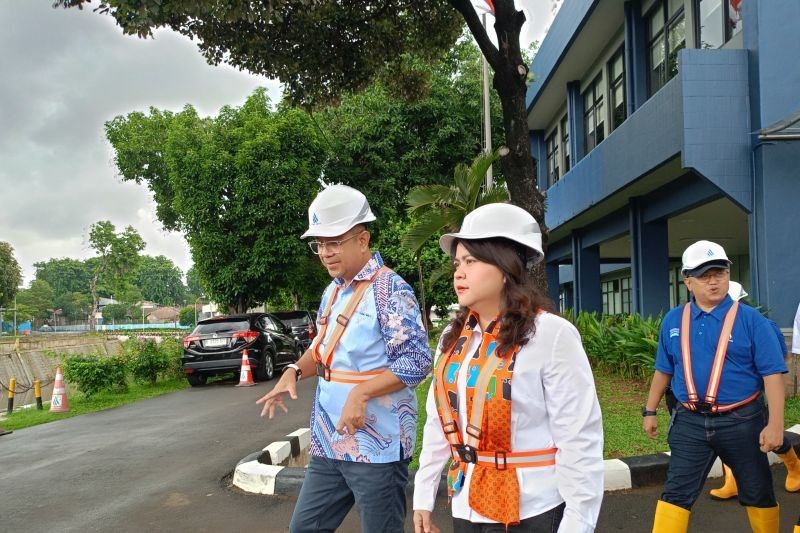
[121,336,184,384]
[568,311,661,379]
[62,352,128,397]
[178,306,196,328]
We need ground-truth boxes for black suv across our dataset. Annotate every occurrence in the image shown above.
[182,313,302,387]
[273,310,317,349]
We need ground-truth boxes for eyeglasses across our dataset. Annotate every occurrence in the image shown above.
[693,269,730,283]
[308,232,362,255]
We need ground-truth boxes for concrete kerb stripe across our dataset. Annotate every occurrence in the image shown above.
[233,426,800,496]
[233,428,310,495]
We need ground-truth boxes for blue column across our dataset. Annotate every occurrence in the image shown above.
[630,197,669,318]
[744,1,800,327]
[546,261,560,308]
[624,0,648,114]
[571,231,602,313]
[566,81,585,162]
[529,129,548,191]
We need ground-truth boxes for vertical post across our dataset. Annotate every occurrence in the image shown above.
[482,12,493,188]
[34,379,43,410]
[6,377,15,414]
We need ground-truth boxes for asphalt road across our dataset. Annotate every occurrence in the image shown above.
[2,377,798,532]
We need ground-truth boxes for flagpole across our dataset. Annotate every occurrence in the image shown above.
[482,12,493,189]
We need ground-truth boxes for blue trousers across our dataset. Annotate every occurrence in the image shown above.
[662,399,777,510]
[289,455,409,533]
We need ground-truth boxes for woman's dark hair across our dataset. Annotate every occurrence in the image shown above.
[440,238,555,357]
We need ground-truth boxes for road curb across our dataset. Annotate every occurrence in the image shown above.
[233,424,800,496]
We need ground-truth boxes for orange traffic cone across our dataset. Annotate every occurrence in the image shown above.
[236,350,255,387]
[49,366,70,413]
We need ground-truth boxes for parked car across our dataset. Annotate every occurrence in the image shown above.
[181,313,302,387]
[273,310,317,349]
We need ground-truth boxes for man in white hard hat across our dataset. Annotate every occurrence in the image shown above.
[257,184,431,533]
[643,240,787,532]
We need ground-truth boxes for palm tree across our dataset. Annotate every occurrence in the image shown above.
[402,148,510,325]
[402,148,510,255]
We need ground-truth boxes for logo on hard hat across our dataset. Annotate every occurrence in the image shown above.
[312,213,320,225]
[706,249,714,257]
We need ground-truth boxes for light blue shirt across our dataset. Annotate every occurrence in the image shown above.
[309,252,431,463]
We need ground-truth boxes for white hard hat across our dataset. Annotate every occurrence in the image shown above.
[728,281,748,301]
[439,203,544,267]
[681,240,731,276]
[301,184,376,238]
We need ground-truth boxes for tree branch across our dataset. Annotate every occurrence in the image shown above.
[447,0,500,69]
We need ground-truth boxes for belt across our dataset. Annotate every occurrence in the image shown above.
[315,363,385,383]
[453,445,558,470]
[680,391,761,415]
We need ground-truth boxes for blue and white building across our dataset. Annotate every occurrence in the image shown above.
[527,0,800,326]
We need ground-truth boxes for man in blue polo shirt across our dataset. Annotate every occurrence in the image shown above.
[642,240,787,532]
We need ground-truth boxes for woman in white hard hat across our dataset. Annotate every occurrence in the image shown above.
[412,203,604,533]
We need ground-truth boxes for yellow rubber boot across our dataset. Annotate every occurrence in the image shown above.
[746,505,780,533]
[777,446,800,492]
[710,464,738,500]
[652,500,690,533]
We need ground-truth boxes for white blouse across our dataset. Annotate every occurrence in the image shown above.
[413,312,604,532]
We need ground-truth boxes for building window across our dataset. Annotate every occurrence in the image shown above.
[669,267,691,307]
[609,48,626,130]
[727,0,743,38]
[583,75,605,153]
[601,276,633,315]
[647,0,686,97]
[561,114,571,173]
[621,277,632,314]
[696,0,744,48]
[546,130,560,186]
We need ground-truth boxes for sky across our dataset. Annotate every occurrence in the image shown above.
[0,0,559,287]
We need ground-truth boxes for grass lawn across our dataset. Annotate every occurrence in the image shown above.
[1,378,188,431]
[411,369,800,469]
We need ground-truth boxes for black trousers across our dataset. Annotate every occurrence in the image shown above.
[452,502,566,533]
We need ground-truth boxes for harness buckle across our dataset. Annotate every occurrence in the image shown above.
[441,421,459,435]
[494,450,507,471]
[315,362,331,381]
[454,444,477,464]
[336,314,349,327]
[465,424,483,440]
[693,401,715,414]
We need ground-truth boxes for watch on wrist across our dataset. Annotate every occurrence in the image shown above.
[642,408,658,417]
[283,363,302,381]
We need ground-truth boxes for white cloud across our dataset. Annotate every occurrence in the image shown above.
[0,0,281,285]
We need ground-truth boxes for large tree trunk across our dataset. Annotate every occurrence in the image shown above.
[452,0,549,290]
[89,274,99,332]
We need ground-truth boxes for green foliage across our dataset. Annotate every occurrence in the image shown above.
[320,40,504,227]
[33,258,93,299]
[122,338,171,385]
[403,148,510,255]
[16,279,55,322]
[62,352,128,397]
[567,311,662,379]
[185,265,204,299]
[54,291,92,322]
[135,255,185,306]
[178,306,196,328]
[105,89,327,312]
[0,241,23,308]
[121,336,184,384]
[101,303,129,322]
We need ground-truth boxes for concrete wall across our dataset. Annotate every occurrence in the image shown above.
[0,335,122,408]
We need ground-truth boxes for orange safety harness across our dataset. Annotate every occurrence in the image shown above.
[680,301,759,413]
[309,266,389,383]
[433,312,557,526]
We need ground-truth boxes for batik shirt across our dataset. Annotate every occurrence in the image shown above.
[309,252,431,463]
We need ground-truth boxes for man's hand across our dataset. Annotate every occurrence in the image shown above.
[256,372,298,418]
[335,389,368,435]
[413,510,440,533]
[643,415,659,440]
[759,422,784,453]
